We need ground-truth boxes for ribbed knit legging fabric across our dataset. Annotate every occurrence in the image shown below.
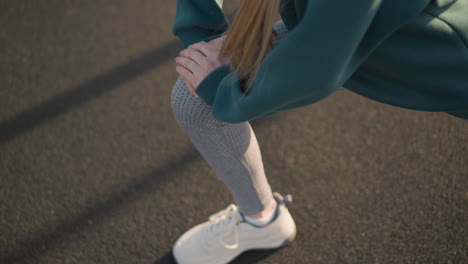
[170,20,289,216]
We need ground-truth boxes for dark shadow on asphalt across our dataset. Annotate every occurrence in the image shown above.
[0,149,199,264]
[154,251,176,264]
[0,10,279,260]
[0,40,181,144]
[0,115,276,264]
[230,248,282,263]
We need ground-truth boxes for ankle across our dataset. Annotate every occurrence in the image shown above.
[247,198,278,219]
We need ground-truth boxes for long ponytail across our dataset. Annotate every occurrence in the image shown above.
[219,0,280,93]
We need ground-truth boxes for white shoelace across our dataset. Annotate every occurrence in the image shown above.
[204,204,240,249]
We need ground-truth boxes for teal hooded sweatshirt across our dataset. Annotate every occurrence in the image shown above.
[172,0,468,122]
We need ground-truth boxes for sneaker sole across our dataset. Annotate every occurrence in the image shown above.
[248,225,297,251]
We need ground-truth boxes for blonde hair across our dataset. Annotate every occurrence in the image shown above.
[220,0,280,94]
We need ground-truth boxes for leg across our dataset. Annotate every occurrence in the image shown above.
[170,19,289,216]
[171,20,297,263]
[171,76,272,215]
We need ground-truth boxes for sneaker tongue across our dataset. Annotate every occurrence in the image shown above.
[222,208,242,225]
[207,206,242,236]
[209,204,238,222]
[231,209,243,222]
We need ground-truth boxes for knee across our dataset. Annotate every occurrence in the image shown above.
[170,76,227,130]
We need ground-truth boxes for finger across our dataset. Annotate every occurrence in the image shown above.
[179,48,211,71]
[175,65,196,87]
[186,80,200,99]
[180,48,206,60]
[176,65,199,98]
[188,42,229,66]
[175,56,200,72]
[177,52,211,80]
[187,41,219,58]
[183,76,198,98]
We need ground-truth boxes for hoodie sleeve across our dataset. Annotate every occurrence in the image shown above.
[172,0,230,49]
[195,0,384,123]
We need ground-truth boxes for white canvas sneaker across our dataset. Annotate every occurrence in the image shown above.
[172,192,297,264]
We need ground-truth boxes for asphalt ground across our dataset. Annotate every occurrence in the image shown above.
[0,1,467,263]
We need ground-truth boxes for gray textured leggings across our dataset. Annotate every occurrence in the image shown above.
[170,20,289,216]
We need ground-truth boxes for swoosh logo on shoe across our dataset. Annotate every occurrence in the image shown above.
[220,229,239,249]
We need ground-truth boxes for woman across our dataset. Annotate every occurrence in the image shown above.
[170,0,468,263]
